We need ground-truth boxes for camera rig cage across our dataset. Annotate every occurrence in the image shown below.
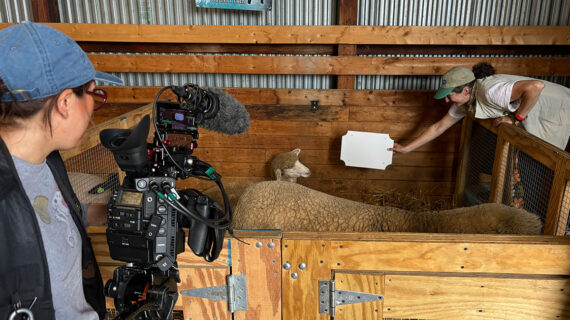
[99,83,233,320]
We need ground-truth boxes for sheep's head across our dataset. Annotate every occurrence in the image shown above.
[271,148,311,183]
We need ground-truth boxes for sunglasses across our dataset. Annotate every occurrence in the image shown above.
[86,88,107,111]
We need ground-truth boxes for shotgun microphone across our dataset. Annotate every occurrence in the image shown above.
[200,87,250,135]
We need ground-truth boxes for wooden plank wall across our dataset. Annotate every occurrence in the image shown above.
[2,23,568,204]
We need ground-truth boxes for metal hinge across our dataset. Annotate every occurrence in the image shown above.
[180,275,247,313]
[318,280,384,316]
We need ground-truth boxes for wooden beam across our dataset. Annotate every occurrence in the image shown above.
[1,23,568,45]
[453,116,473,207]
[89,55,570,76]
[336,45,357,88]
[79,42,336,55]
[31,0,60,23]
[555,182,570,235]
[544,158,570,235]
[336,0,359,89]
[359,44,570,56]
[78,42,570,56]
[99,87,442,106]
[496,124,568,170]
[489,134,510,204]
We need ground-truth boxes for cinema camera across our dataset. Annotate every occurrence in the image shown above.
[100,84,234,320]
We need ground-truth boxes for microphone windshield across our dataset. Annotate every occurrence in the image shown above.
[201,88,250,135]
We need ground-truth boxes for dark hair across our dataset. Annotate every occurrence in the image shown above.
[0,78,92,131]
[472,62,495,79]
[451,79,476,94]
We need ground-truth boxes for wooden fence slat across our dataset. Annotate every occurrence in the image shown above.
[545,158,570,235]
[101,87,439,107]
[383,274,570,319]
[1,23,568,45]
[89,55,570,76]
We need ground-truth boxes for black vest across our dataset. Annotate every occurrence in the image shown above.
[0,137,106,319]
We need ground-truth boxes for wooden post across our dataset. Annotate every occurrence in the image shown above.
[336,0,358,89]
[31,0,60,23]
[453,115,474,207]
[489,127,510,203]
[544,158,568,235]
[555,181,570,236]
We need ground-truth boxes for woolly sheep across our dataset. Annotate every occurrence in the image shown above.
[271,148,311,182]
[203,148,311,209]
[232,181,542,234]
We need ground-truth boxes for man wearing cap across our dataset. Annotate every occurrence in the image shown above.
[0,21,123,319]
[390,62,570,153]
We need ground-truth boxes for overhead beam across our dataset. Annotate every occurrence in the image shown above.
[1,23,568,45]
[88,55,570,76]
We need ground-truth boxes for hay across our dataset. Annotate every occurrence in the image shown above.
[365,188,454,212]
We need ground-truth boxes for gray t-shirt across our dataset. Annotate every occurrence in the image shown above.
[12,156,98,320]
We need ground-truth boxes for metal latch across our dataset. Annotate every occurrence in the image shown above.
[180,275,247,313]
[318,280,384,316]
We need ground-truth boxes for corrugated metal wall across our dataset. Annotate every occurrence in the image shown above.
[1,0,568,89]
[357,0,570,89]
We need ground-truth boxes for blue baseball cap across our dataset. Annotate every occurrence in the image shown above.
[0,21,123,102]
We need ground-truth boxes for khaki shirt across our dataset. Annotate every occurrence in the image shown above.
[472,74,570,149]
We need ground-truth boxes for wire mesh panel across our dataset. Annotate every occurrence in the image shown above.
[500,147,554,224]
[463,121,497,206]
[64,144,120,204]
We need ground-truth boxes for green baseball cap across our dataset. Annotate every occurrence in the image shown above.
[434,66,475,99]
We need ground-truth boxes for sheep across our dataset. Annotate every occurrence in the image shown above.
[232,181,542,235]
[271,148,311,182]
[202,148,311,209]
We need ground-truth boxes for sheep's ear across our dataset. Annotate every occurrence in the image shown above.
[292,148,301,155]
[275,169,283,181]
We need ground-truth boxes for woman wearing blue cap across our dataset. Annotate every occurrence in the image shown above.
[0,22,123,319]
[390,62,570,153]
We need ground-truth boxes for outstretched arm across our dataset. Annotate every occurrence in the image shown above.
[493,80,545,126]
[389,112,462,153]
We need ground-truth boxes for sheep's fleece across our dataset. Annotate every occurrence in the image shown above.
[233,181,542,234]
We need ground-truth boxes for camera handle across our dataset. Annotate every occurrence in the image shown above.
[187,194,226,261]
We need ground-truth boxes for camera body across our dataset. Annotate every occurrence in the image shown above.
[106,177,182,270]
[101,84,230,320]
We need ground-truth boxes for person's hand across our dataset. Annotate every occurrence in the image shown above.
[493,116,514,127]
[388,143,409,154]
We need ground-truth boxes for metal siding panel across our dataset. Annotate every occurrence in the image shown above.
[0,0,33,22]
[4,1,566,90]
[356,0,570,89]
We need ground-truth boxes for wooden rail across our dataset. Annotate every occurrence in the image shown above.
[2,23,569,45]
[89,55,570,76]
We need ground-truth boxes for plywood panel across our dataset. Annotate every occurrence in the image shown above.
[282,235,570,320]
[282,238,570,280]
[333,272,384,320]
[178,267,231,320]
[232,237,282,320]
[282,240,332,320]
[383,274,570,319]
